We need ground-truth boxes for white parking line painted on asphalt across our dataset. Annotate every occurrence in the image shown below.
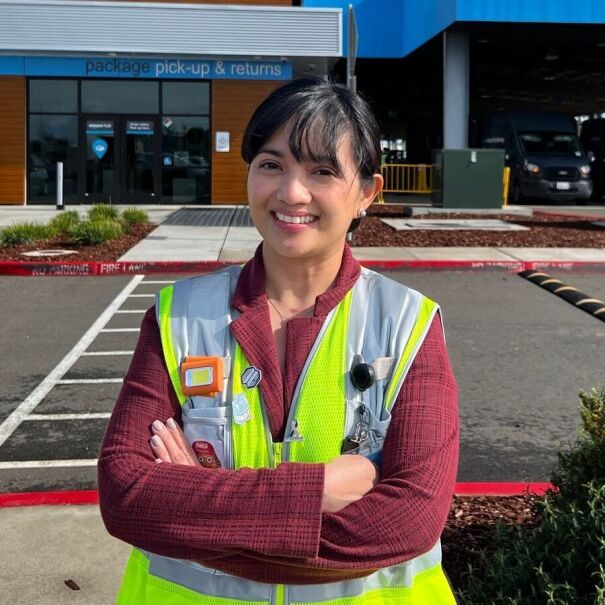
[0,459,97,469]
[101,328,140,333]
[115,309,146,314]
[25,413,111,421]
[0,275,145,449]
[81,350,134,356]
[144,280,175,284]
[129,294,155,298]
[58,378,124,384]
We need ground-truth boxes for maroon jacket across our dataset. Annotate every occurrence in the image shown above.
[98,244,459,584]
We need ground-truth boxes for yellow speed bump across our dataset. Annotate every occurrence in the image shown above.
[519,270,605,322]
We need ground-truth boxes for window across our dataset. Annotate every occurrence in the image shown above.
[162,116,210,203]
[29,79,77,113]
[28,115,78,203]
[82,80,159,113]
[163,82,210,115]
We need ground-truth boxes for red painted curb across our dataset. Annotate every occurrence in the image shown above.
[0,260,232,276]
[0,483,552,508]
[0,489,99,507]
[453,482,551,496]
[2,258,605,276]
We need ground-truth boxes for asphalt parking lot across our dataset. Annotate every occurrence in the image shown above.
[0,269,603,493]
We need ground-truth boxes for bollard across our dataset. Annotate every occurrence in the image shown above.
[56,161,64,210]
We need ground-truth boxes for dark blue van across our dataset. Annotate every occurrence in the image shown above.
[479,112,592,204]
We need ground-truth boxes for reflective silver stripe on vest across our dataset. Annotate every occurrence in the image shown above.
[142,541,442,603]
[144,551,272,601]
[344,267,426,440]
[289,541,443,602]
[157,266,241,406]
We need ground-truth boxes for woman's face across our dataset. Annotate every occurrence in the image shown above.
[247,124,381,263]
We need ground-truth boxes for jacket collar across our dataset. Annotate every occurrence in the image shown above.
[232,242,361,319]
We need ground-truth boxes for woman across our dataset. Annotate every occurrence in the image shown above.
[98,78,459,603]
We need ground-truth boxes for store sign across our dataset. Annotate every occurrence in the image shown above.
[127,121,154,135]
[0,57,292,80]
[86,120,114,135]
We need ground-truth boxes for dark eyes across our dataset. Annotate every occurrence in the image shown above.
[257,161,336,177]
[258,160,280,170]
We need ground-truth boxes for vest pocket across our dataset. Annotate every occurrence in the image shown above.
[343,401,391,462]
[182,402,232,469]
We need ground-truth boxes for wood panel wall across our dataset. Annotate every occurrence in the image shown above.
[211,80,281,204]
[0,77,25,204]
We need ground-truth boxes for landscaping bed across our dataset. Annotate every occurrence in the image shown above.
[353,206,605,248]
[442,493,539,590]
[0,222,155,262]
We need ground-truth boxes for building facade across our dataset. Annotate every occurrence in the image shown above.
[0,0,341,205]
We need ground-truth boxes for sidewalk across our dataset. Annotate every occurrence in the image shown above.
[1,503,129,605]
[2,204,604,266]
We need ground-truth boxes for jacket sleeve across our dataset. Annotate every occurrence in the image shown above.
[97,308,325,561]
[312,313,459,569]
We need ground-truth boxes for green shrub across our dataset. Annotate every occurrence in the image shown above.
[0,222,56,247]
[456,386,605,605]
[69,219,123,245]
[49,210,80,234]
[121,207,149,232]
[87,203,120,222]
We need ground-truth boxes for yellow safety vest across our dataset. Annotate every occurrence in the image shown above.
[116,266,457,604]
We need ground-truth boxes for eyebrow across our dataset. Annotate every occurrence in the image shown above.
[257,148,285,158]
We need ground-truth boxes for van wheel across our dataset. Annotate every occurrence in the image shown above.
[511,179,525,204]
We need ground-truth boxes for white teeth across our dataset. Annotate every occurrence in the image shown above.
[275,212,317,224]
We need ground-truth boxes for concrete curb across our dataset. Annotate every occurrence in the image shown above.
[2,259,605,276]
[0,483,553,507]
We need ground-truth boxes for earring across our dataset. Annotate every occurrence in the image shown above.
[358,208,367,218]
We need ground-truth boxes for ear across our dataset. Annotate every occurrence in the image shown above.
[359,173,384,213]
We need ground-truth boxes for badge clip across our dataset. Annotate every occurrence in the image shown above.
[180,356,224,397]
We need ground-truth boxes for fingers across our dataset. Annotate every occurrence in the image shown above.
[150,433,172,463]
[150,419,200,466]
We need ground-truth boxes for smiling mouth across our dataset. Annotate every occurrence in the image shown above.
[274,212,318,225]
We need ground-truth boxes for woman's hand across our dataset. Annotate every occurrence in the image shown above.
[150,418,200,466]
[322,454,379,513]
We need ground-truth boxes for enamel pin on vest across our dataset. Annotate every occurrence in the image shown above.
[232,366,262,425]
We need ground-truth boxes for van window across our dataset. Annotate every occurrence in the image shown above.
[519,132,582,157]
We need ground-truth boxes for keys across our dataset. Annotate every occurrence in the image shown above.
[341,405,371,454]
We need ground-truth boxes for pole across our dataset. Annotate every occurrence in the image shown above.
[346,4,358,95]
[346,4,359,243]
[56,162,64,210]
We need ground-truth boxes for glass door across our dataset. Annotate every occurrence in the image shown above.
[121,117,160,205]
[81,115,160,204]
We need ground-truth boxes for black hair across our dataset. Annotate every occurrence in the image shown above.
[241,77,381,185]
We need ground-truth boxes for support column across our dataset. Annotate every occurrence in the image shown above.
[443,29,469,149]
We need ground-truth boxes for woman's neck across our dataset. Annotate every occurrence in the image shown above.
[262,245,344,310]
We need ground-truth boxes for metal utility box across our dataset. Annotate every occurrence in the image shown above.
[431,149,505,208]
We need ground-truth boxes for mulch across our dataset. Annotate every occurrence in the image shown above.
[442,494,540,588]
[0,223,156,262]
[353,206,605,248]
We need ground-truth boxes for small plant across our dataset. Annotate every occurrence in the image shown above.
[456,386,605,604]
[87,203,120,222]
[121,207,149,232]
[49,210,80,234]
[70,219,123,245]
[0,222,56,247]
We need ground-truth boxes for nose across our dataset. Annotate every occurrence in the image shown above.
[277,172,312,205]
